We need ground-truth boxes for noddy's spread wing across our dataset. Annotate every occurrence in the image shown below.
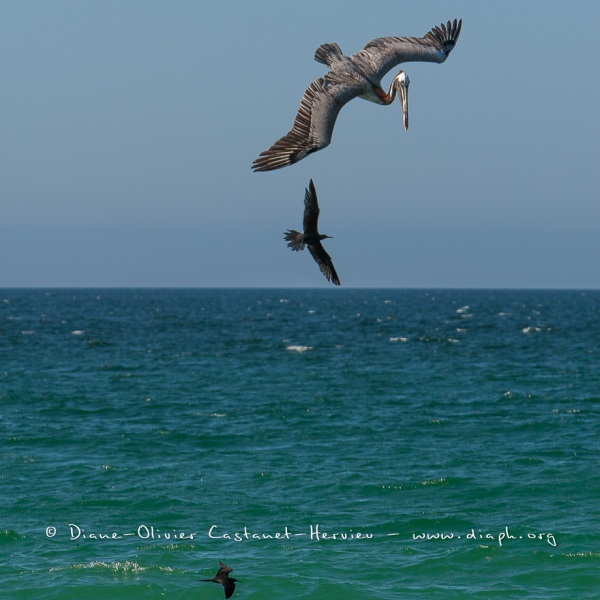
[303,181,340,286]
[308,241,340,286]
[200,561,238,598]
[284,179,341,286]
[302,178,321,236]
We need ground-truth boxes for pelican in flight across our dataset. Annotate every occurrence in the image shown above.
[285,179,340,286]
[199,562,238,598]
[252,19,462,172]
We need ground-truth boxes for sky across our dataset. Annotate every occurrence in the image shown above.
[1,0,599,288]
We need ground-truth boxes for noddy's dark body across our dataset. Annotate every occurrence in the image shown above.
[200,561,238,598]
[284,179,341,286]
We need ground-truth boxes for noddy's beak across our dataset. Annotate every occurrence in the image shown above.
[398,81,409,131]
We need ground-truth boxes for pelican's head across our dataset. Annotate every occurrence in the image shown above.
[393,70,410,131]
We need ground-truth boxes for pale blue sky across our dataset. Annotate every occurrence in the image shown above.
[1,1,599,287]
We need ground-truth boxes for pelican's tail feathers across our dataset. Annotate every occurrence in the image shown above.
[314,42,343,66]
[284,230,306,251]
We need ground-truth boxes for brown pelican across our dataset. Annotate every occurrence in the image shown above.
[284,179,340,286]
[252,19,462,172]
[199,562,238,598]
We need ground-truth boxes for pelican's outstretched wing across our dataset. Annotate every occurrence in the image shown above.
[352,19,462,83]
[308,242,341,286]
[251,73,360,172]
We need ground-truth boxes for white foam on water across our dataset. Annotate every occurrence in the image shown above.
[522,326,542,334]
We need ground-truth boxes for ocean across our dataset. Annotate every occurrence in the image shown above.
[1,288,599,599]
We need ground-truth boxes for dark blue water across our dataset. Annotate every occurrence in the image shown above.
[2,289,600,598]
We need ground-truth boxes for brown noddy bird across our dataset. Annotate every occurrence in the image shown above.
[199,561,238,598]
[284,179,341,286]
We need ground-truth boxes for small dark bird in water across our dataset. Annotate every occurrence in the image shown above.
[284,179,341,286]
[200,561,239,598]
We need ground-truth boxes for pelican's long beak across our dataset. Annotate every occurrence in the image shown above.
[393,72,409,132]
[398,80,409,131]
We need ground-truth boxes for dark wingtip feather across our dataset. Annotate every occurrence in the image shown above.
[424,17,462,56]
[306,179,318,206]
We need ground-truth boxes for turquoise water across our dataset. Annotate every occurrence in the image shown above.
[2,288,600,598]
